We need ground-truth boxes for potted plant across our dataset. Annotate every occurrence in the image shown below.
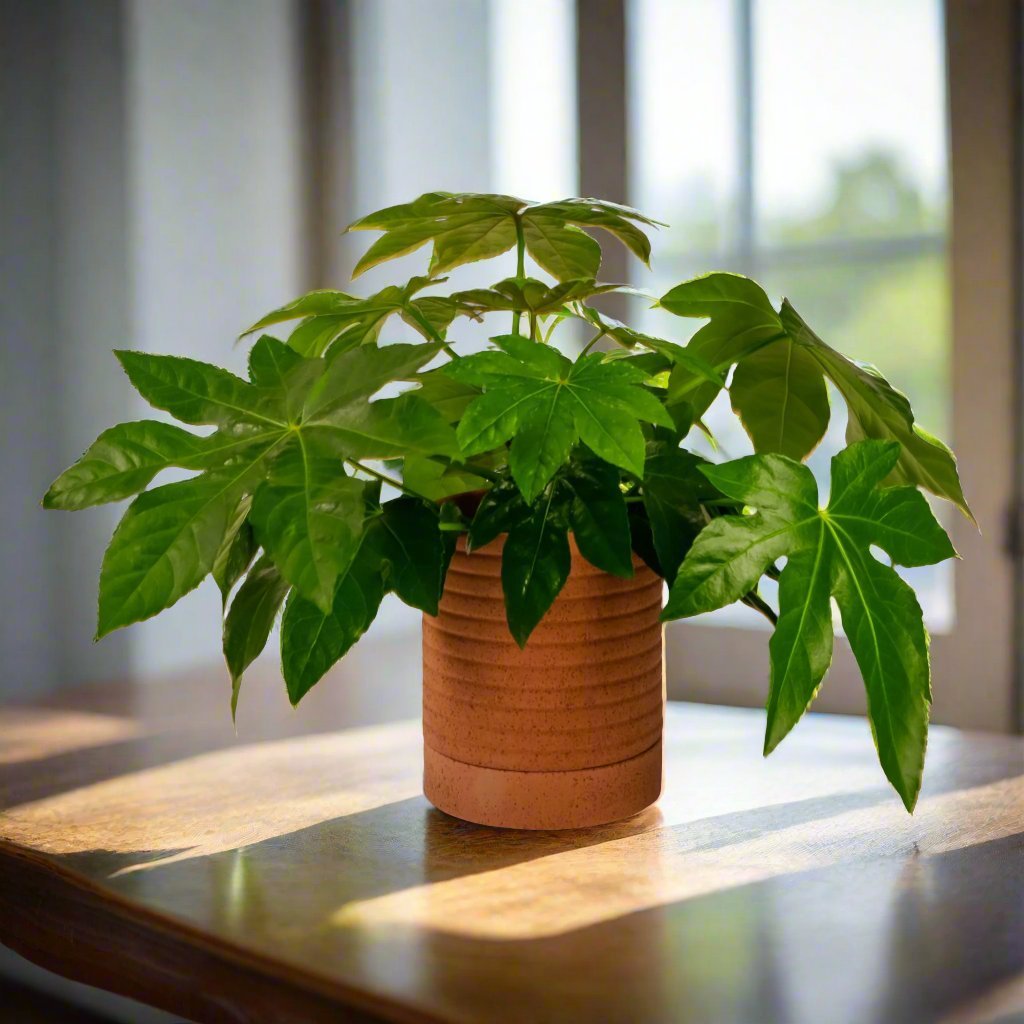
[44,192,966,829]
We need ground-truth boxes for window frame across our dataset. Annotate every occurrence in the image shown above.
[577,0,1023,732]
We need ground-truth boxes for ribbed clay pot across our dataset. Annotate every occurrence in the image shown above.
[422,535,665,830]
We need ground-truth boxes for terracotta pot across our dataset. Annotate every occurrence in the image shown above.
[422,535,665,829]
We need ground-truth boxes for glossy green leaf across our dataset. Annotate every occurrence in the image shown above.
[501,485,571,647]
[211,503,256,606]
[467,476,530,551]
[665,440,956,810]
[242,278,458,355]
[642,439,717,584]
[43,421,208,510]
[116,351,282,428]
[280,529,387,705]
[302,343,442,420]
[309,392,459,460]
[378,497,447,614]
[781,300,972,519]
[402,455,491,501]
[223,555,290,716]
[565,458,633,578]
[411,368,480,423]
[522,217,601,281]
[348,193,658,281]
[250,439,367,613]
[97,449,275,637]
[452,343,672,501]
[659,271,781,323]
[730,338,830,461]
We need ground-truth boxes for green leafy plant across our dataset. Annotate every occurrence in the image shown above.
[44,191,967,810]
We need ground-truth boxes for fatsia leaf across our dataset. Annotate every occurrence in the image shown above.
[350,193,522,277]
[308,392,459,460]
[664,439,957,810]
[250,438,367,613]
[641,439,718,584]
[402,455,491,501]
[377,497,447,614]
[564,458,633,578]
[242,278,457,356]
[116,351,283,429]
[452,277,624,318]
[502,484,571,647]
[97,446,277,637]
[43,421,208,510]
[660,271,780,322]
[410,368,480,423]
[780,300,972,519]
[450,340,672,501]
[729,339,830,461]
[521,217,601,281]
[576,306,725,388]
[348,192,659,281]
[660,274,787,424]
[302,342,442,420]
[658,273,970,515]
[223,555,290,717]
[280,527,388,705]
[467,476,530,551]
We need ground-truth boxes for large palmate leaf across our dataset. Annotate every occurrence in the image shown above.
[448,335,673,501]
[241,277,463,357]
[664,440,956,810]
[348,192,661,281]
[451,278,624,319]
[659,273,971,516]
[85,342,449,638]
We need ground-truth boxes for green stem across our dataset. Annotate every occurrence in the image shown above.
[579,328,607,358]
[405,306,461,360]
[346,459,429,499]
[427,455,501,484]
[512,214,526,337]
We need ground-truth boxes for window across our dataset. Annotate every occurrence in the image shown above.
[628,0,953,628]
[611,0,1019,728]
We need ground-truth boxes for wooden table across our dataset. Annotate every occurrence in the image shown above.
[0,671,1021,1024]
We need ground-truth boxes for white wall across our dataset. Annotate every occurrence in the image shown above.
[125,0,306,675]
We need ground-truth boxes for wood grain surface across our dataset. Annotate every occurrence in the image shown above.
[0,672,1021,1024]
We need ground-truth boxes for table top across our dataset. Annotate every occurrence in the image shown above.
[0,672,1021,1024]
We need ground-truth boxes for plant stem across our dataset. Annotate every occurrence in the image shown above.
[405,306,461,360]
[579,328,607,358]
[427,455,501,483]
[512,213,526,337]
